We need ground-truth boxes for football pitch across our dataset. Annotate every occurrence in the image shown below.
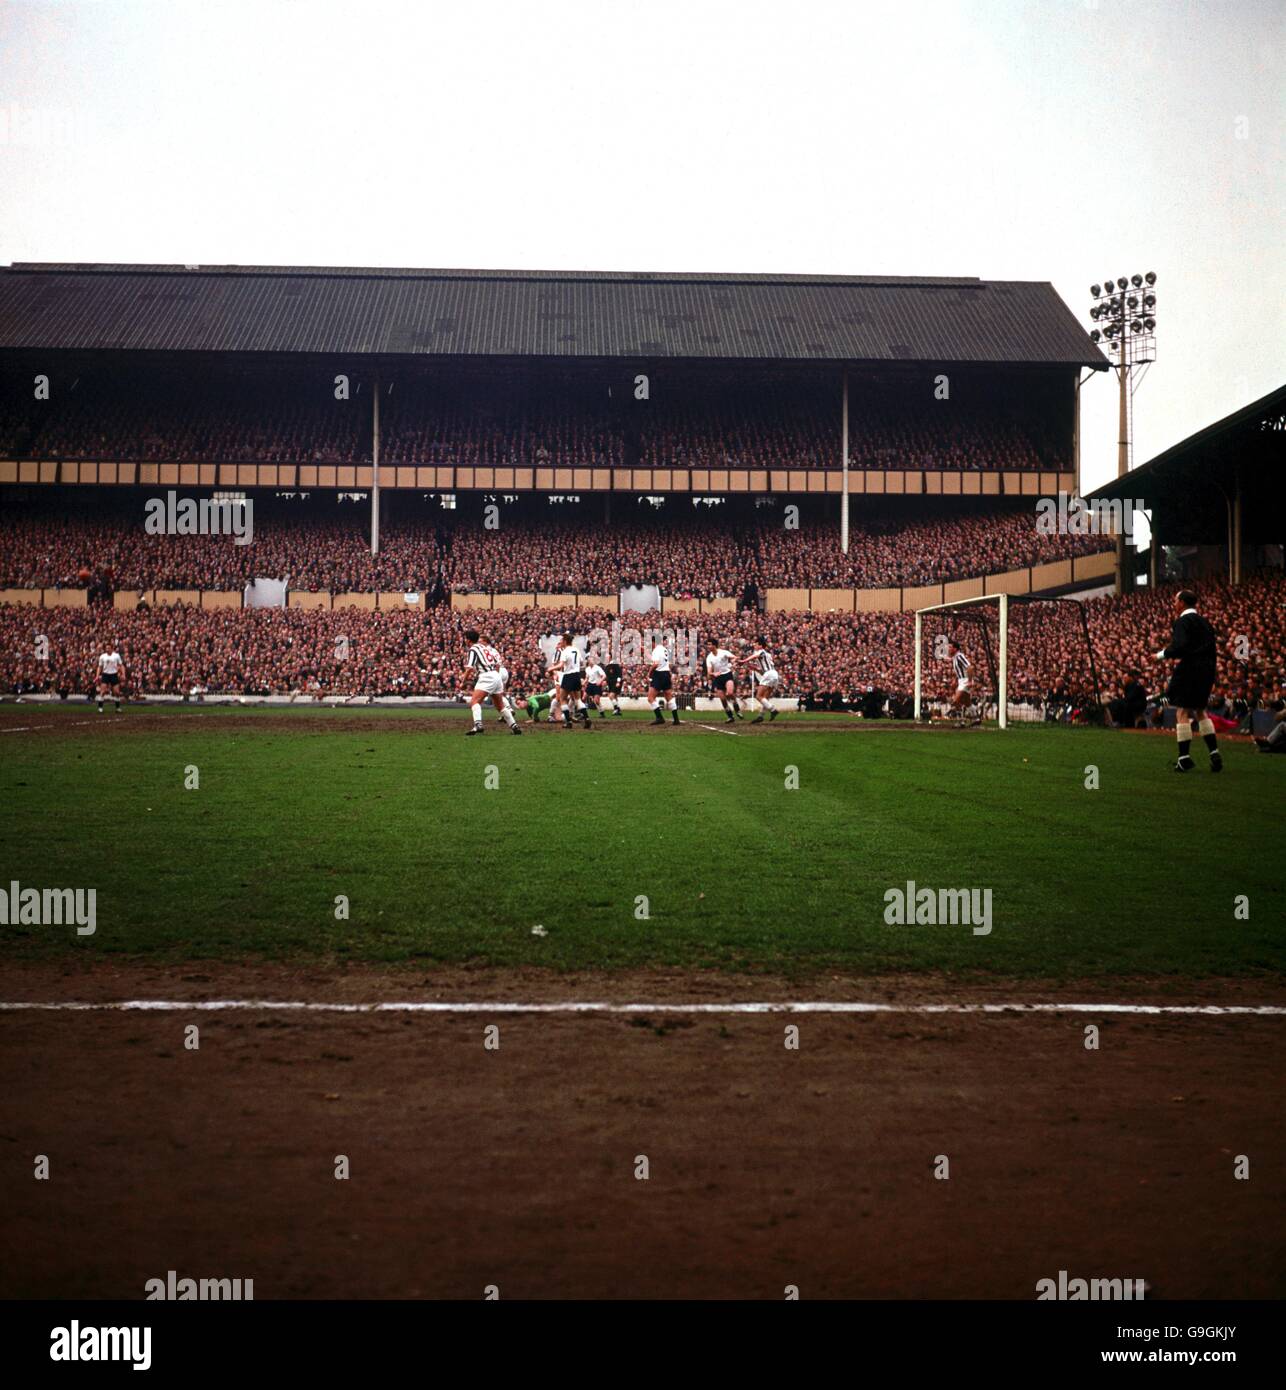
[3,703,1284,1303]
[2,705,1280,979]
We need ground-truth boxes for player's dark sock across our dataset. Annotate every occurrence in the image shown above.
[1177,738,1191,759]
[1203,733,1219,752]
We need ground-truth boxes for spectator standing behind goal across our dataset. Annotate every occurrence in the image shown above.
[1254,683,1286,754]
[1108,669,1147,728]
[1155,589,1222,774]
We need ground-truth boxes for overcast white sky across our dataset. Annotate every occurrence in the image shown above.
[1,0,1282,494]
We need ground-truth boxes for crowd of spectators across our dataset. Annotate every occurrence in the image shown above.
[4,573,1281,721]
[2,366,1069,472]
[0,499,1110,597]
[639,379,1069,473]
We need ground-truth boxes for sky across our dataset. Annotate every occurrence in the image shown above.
[1,0,1282,497]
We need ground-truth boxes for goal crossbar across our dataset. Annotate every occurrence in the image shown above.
[914,593,1009,727]
[912,593,1103,730]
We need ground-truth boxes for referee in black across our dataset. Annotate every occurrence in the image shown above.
[1156,589,1222,773]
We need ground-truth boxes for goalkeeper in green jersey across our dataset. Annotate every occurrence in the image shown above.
[515,687,559,723]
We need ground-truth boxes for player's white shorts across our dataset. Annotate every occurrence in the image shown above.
[473,670,507,696]
[758,671,781,689]
[956,678,970,693]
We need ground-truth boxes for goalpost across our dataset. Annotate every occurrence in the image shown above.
[914,593,1104,728]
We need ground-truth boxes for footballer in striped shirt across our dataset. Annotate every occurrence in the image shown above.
[462,630,522,736]
[947,641,977,724]
[737,637,781,723]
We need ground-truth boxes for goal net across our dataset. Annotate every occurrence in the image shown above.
[913,594,1104,727]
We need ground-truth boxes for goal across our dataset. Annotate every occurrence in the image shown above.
[913,593,1104,727]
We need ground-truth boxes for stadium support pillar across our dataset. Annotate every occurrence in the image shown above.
[371,377,381,557]
[1073,372,1082,495]
[1233,471,1242,584]
[913,609,922,721]
[1114,363,1128,595]
[841,369,850,554]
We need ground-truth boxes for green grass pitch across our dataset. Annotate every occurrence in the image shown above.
[1,707,1280,978]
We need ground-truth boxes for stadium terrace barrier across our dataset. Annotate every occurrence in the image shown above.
[113,590,147,610]
[943,578,986,603]
[377,592,422,610]
[451,592,496,611]
[0,462,1080,497]
[856,589,902,613]
[42,587,88,608]
[490,593,535,612]
[1030,559,1074,591]
[0,552,1103,618]
[985,569,1031,596]
[903,583,945,610]
[1073,551,1117,582]
[811,588,856,613]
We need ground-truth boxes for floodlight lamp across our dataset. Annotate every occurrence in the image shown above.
[1116,277,1128,289]
[1091,283,1101,297]
[1131,274,1142,287]
[1144,271,1156,285]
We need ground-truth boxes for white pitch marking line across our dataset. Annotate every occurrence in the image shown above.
[0,1000,1283,1016]
[0,718,107,733]
[696,723,741,736]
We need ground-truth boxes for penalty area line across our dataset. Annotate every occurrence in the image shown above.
[695,723,741,736]
[0,1000,1283,1016]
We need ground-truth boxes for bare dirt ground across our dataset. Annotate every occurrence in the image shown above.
[1,962,1283,1300]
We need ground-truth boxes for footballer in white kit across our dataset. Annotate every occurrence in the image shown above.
[549,632,592,728]
[705,639,743,722]
[96,646,126,713]
[738,638,780,722]
[462,629,521,735]
[647,638,679,725]
[584,661,608,718]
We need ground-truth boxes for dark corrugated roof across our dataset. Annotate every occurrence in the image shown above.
[0,263,1106,367]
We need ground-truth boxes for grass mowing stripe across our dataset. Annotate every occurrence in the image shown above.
[0,719,1280,976]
